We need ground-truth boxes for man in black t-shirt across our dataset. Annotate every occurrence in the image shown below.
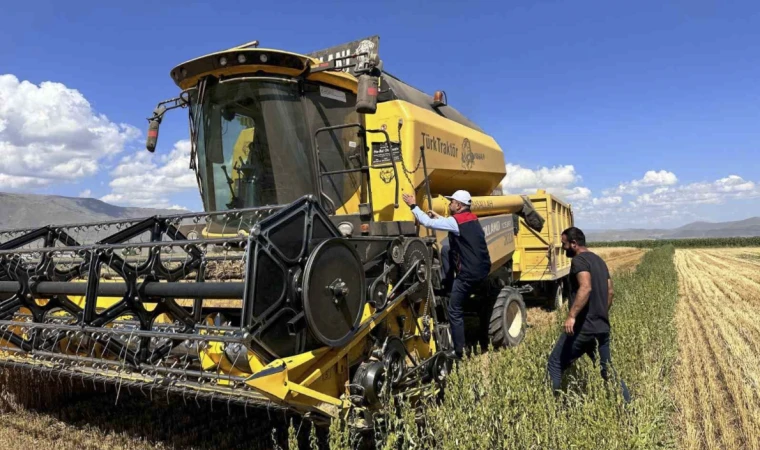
[547,227,631,403]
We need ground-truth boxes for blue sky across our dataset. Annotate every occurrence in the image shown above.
[1,0,758,229]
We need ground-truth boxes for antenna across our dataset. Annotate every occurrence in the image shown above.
[236,40,260,49]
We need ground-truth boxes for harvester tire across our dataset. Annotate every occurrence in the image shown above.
[488,287,527,348]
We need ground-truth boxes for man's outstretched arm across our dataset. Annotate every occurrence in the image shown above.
[410,206,460,233]
[402,193,459,234]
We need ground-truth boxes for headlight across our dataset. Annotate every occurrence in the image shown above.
[338,222,354,237]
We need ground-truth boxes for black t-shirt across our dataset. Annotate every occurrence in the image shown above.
[568,251,610,334]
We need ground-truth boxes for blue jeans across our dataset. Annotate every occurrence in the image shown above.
[547,331,631,402]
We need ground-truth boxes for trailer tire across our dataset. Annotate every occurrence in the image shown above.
[488,287,527,348]
[549,280,567,311]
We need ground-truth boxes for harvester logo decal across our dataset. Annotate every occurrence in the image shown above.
[460,138,485,171]
[380,168,395,184]
[461,138,475,171]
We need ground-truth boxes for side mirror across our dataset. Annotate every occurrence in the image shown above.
[144,94,190,152]
[146,116,161,152]
[356,74,378,114]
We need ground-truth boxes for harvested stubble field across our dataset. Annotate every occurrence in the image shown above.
[2,245,758,449]
[673,247,760,450]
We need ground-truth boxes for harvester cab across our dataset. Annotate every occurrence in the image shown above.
[0,35,558,431]
[146,36,396,236]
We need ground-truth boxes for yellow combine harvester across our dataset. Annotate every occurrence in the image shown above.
[0,35,572,428]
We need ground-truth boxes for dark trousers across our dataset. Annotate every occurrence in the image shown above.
[441,244,467,357]
[440,244,483,357]
[547,331,631,402]
[441,244,455,292]
[448,278,476,358]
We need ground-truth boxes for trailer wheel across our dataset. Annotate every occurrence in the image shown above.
[488,287,527,348]
[549,280,567,311]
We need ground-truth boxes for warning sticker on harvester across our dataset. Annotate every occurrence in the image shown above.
[320,86,347,103]
[371,141,402,164]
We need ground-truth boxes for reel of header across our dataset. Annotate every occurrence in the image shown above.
[302,238,366,347]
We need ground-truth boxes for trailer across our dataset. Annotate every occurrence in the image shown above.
[513,189,574,310]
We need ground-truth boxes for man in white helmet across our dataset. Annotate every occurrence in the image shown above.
[403,190,491,359]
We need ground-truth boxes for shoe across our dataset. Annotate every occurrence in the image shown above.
[444,349,463,361]
[621,380,631,404]
[433,287,449,297]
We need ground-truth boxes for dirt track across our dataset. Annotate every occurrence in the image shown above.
[593,247,648,273]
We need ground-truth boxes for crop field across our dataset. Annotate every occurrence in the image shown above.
[325,245,680,449]
[673,247,760,450]
[524,247,646,329]
[591,247,648,273]
[1,244,759,449]
[590,236,760,249]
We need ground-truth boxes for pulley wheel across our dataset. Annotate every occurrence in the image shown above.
[427,351,451,383]
[383,337,406,386]
[355,360,386,408]
[368,279,389,310]
[402,239,431,283]
[389,238,405,265]
[302,238,366,347]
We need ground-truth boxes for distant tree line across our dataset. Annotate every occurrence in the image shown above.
[589,236,760,248]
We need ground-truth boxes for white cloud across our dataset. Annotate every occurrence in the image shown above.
[100,140,198,209]
[494,161,757,228]
[499,164,591,202]
[606,170,678,195]
[592,196,622,206]
[0,173,50,189]
[79,189,92,198]
[501,164,579,190]
[630,174,759,208]
[640,170,678,186]
[565,186,592,201]
[0,74,139,190]
[575,173,760,228]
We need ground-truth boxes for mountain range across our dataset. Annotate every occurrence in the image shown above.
[0,192,182,231]
[584,217,760,242]
[1,192,759,242]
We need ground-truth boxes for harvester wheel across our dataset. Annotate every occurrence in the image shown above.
[488,287,527,348]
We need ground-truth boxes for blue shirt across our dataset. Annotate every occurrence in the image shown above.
[410,206,460,235]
